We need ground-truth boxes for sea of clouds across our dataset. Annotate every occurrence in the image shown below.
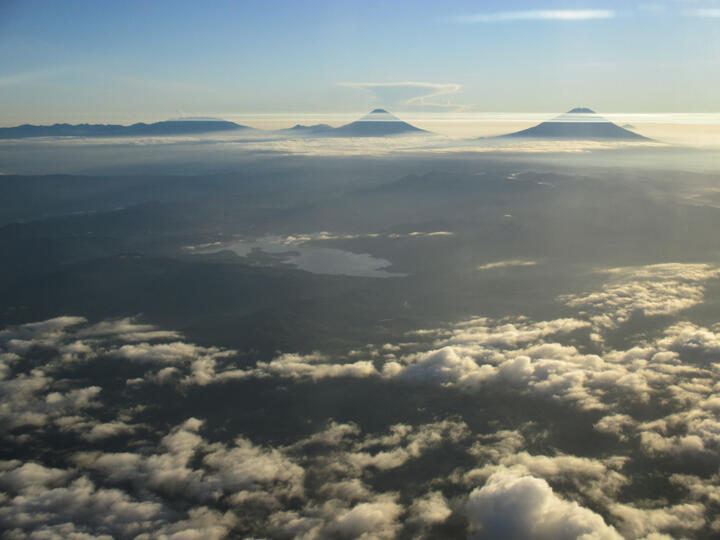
[2,262,720,538]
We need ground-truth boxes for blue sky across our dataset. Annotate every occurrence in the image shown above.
[1,0,719,125]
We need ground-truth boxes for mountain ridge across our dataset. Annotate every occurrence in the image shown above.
[0,109,429,139]
[0,119,251,139]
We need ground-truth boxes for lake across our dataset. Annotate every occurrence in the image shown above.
[191,236,405,278]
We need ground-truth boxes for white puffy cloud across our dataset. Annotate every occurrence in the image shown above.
[0,367,101,432]
[658,321,720,356]
[266,493,403,540]
[0,473,165,538]
[408,491,452,526]
[325,495,403,539]
[0,461,72,494]
[464,435,629,511]
[559,263,720,330]
[608,502,706,539]
[300,420,469,480]
[76,417,305,508]
[670,474,720,505]
[69,418,467,538]
[466,470,622,540]
[0,316,87,352]
[3,258,720,538]
[83,421,139,441]
[594,414,636,440]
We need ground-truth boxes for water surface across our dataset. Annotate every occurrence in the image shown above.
[193,236,404,278]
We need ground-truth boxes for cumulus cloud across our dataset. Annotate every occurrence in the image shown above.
[594,414,636,440]
[0,468,168,539]
[4,258,720,537]
[202,264,720,421]
[291,419,470,482]
[0,331,468,540]
[76,417,302,505]
[9,417,302,537]
[325,495,403,539]
[465,452,628,506]
[408,491,452,526]
[0,461,72,494]
[658,321,720,356]
[559,263,720,330]
[0,315,86,353]
[0,368,101,432]
[374,317,610,411]
[608,502,706,539]
[466,470,622,539]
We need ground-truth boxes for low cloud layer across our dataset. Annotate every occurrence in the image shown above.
[2,261,720,537]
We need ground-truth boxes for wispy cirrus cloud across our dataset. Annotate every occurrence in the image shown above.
[454,10,615,23]
[0,68,59,88]
[339,81,465,111]
[683,8,720,18]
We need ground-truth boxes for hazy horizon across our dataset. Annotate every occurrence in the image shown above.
[2,0,720,126]
[4,108,720,147]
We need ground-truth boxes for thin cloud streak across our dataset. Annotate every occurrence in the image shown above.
[683,9,720,18]
[0,69,59,88]
[339,81,464,110]
[455,10,615,23]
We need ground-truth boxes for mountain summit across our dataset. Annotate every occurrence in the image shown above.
[278,109,428,138]
[331,109,428,137]
[499,108,649,140]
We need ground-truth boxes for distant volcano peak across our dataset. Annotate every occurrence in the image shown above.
[330,109,428,137]
[278,109,428,138]
[497,107,650,141]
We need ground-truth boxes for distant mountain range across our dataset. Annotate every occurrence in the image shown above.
[0,119,251,139]
[498,108,650,140]
[0,109,430,140]
[280,109,428,138]
[0,108,652,140]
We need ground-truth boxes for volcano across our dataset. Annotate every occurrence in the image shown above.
[330,109,428,137]
[499,108,649,140]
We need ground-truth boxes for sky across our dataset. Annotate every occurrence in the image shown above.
[1,0,720,127]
